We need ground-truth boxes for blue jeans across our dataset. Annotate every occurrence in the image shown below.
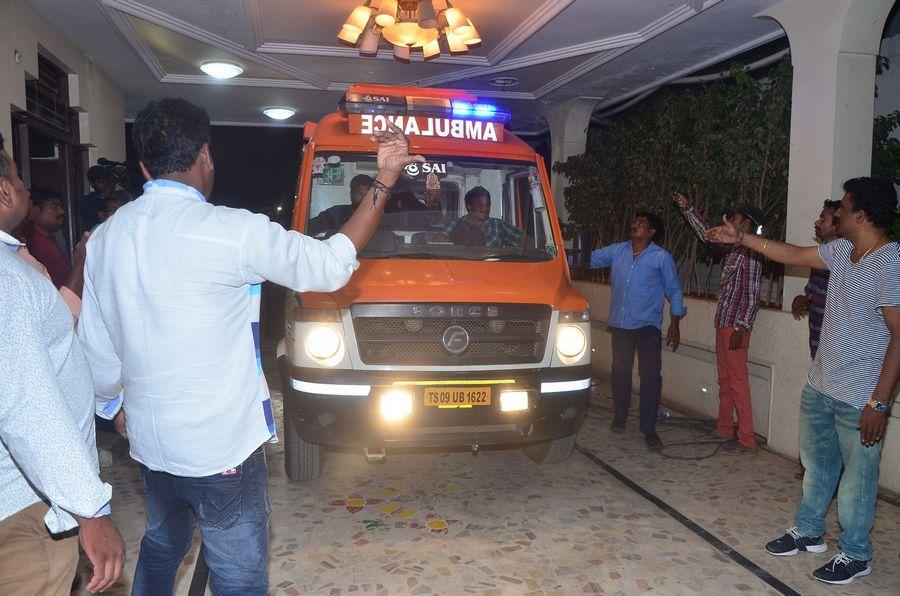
[795,384,883,561]
[610,326,662,433]
[132,447,270,595]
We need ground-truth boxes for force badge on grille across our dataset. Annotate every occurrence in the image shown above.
[442,325,470,354]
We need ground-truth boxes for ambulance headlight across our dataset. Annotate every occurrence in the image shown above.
[305,325,344,366]
[556,325,587,363]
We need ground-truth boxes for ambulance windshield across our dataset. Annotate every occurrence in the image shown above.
[306,153,556,262]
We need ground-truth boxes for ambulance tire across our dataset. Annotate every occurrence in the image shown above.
[523,433,576,464]
[283,412,323,481]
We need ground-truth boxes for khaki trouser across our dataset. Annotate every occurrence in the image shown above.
[0,502,79,596]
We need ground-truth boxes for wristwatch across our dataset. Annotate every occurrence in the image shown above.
[866,399,888,413]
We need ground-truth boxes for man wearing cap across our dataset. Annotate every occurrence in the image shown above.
[673,193,765,454]
[79,166,113,232]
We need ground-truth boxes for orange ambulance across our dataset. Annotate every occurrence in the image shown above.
[278,84,591,480]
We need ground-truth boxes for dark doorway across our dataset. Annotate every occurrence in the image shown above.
[10,52,85,255]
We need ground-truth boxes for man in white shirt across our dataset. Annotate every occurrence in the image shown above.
[77,98,422,595]
[0,134,124,595]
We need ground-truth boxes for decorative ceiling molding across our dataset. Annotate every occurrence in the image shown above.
[403,2,720,91]
[482,0,576,65]
[156,74,537,101]
[235,0,258,52]
[512,31,643,65]
[533,47,632,99]
[255,42,487,66]
[94,0,754,112]
[532,1,723,98]
[686,0,707,12]
[462,90,537,100]
[99,1,165,80]
[100,0,331,88]
[583,29,787,112]
[399,33,642,88]
[160,74,319,89]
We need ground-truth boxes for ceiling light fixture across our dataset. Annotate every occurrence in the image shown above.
[262,107,296,121]
[338,1,481,62]
[200,61,243,79]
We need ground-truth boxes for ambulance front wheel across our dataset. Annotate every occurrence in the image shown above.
[284,410,324,481]
[523,432,577,464]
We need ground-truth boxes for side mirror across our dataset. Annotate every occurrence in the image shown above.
[571,231,595,267]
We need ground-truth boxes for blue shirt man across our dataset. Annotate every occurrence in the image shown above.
[590,212,686,449]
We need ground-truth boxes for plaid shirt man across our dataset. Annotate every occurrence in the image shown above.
[682,206,763,331]
[444,215,524,247]
[803,268,830,358]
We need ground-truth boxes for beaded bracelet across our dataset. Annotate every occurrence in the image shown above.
[371,180,392,209]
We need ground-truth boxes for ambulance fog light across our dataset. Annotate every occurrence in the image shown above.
[305,325,343,365]
[380,391,413,421]
[556,325,587,363]
[500,390,529,412]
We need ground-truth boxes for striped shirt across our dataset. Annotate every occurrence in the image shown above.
[808,239,900,409]
[681,206,763,331]
[803,268,830,358]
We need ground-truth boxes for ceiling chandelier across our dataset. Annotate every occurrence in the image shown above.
[338,1,481,61]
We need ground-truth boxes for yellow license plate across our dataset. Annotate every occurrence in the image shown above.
[424,387,491,408]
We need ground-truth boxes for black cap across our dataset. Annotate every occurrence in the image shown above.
[725,204,766,229]
[87,165,109,182]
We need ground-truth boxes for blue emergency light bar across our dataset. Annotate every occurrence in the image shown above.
[451,101,498,119]
[341,92,510,124]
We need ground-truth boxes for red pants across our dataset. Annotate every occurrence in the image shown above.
[714,327,756,449]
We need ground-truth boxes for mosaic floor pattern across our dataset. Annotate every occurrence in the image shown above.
[75,355,899,595]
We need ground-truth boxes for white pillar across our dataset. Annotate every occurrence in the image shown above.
[756,0,895,309]
[547,98,599,223]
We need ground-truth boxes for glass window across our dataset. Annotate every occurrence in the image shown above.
[306,153,555,262]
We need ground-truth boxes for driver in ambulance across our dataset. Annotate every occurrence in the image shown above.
[440,186,524,247]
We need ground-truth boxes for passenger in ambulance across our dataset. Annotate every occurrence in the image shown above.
[384,187,445,231]
[421,187,447,227]
[307,174,373,236]
[439,186,524,247]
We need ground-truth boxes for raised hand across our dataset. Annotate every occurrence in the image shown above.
[672,192,692,210]
[374,123,425,178]
[704,215,740,244]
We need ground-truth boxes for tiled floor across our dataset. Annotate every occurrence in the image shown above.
[76,356,900,595]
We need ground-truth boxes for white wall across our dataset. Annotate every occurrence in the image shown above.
[0,0,125,164]
[576,281,900,495]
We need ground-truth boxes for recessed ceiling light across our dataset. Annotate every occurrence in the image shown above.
[200,61,243,79]
[263,107,296,121]
[489,76,520,88]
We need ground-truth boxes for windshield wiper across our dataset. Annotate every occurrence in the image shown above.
[481,253,550,262]
[360,251,470,260]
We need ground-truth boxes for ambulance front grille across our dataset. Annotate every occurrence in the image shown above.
[351,304,551,366]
